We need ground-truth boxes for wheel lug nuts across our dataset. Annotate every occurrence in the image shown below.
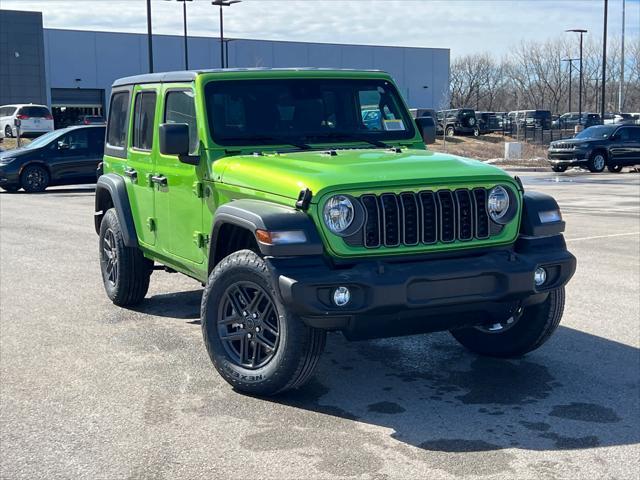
[247,333,252,339]
[252,313,258,319]
[255,326,260,332]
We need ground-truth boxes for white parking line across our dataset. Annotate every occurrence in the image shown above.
[566,232,640,242]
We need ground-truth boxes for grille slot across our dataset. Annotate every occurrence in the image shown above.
[358,187,493,248]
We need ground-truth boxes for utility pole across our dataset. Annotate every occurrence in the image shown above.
[619,0,626,111]
[601,0,608,122]
[146,0,154,73]
[566,29,588,124]
[212,0,241,69]
[562,58,578,114]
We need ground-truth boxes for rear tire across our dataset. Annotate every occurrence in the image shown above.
[607,164,623,173]
[450,288,565,358]
[587,151,606,173]
[4,125,13,138]
[446,126,455,137]
[552,165,567,173]
[21,165,49,192]
[201,250,326,396]
[99,208,152,306]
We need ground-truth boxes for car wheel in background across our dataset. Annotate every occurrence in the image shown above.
[607,164,623,173]
[20,165,50,192]
[473,128,480,137]
[4,125,13,138]
[446,126,455,137]
[552,165,567,173]
[587,152,606,173]
[0,185,20,193]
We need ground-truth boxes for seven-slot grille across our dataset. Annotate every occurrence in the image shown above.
[359,188,491,248]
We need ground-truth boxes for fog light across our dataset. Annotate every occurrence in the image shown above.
[333,286,351,307]
[534,267,547,286]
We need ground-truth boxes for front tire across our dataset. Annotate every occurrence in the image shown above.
[450,288,565,358]
[99,208,152,306]
[201,250,326,396]
[446,126,455,137]
[587,151,606,173]
[552,165,567,173]
[21,165,49,192]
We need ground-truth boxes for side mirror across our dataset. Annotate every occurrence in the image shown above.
[415,117,436,145]
[159,123,199,165]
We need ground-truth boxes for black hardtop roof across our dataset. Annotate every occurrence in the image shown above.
[112,67,384,87]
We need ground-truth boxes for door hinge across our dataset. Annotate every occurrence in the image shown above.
[193,231,209,248]
[147,217,157,232]
[193,181,204,198]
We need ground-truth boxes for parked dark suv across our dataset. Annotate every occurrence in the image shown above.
[437,109,479,136]
[547,124,640,173]
[0,125,105,192]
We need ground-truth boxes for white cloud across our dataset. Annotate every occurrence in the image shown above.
[2,0,638,57]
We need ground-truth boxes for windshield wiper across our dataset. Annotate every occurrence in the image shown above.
[222,136,311,150]
[308,133,391,149]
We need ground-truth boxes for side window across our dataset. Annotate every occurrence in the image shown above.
[89,128,106,153]
[132,91,157,151]
[629,128,640,141]
[60,129,89,150]
[164,90,198,154]
[617,128,631,141]
[106,92,130,148]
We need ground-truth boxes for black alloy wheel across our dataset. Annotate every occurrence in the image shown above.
[21,165,49,192]
[101,227,119,287]
[217,281,280,369]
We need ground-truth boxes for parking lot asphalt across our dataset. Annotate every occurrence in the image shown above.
[1,170,639,480]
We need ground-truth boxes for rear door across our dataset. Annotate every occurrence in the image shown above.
[154,85,204,264]
[126,86,159,247]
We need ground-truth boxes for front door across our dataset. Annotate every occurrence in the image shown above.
[48,128,92,182]
[154,86,204,264]
[126,86,159,247]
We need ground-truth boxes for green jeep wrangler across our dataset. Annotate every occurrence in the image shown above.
[95,68,576,395]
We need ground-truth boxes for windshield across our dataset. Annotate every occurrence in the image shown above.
[205,78,415,147]
[575,125,616,139]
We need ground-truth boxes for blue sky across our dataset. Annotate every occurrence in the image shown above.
[2,0,638,57]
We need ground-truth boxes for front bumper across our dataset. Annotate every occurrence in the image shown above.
[548,150,588,165]
[269,235,576,340]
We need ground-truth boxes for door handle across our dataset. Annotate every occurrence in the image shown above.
[124,167,137,182]
[151,175,168,187]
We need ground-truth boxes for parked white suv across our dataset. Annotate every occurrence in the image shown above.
[0,104,54,138]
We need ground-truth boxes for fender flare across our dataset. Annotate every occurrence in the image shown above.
[210,199,324,265]
[94,173,138,248]
[519,191,566,237]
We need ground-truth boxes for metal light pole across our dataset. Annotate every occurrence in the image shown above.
[212,0,241,69]
[619,0,625,111]
[180,0,192,69]
[601,0,608,122]
[566,29,587,124]
[562,58,579,114]
[146,0,154,73]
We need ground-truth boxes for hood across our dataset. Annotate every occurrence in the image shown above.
[214,148,513,201]
[551,138,592,147]
[0,146,33,160]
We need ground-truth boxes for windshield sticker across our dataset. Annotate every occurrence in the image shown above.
[383,119,405,131]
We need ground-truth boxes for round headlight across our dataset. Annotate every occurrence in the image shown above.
[487,186,511,223]
[323,195,355,235]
